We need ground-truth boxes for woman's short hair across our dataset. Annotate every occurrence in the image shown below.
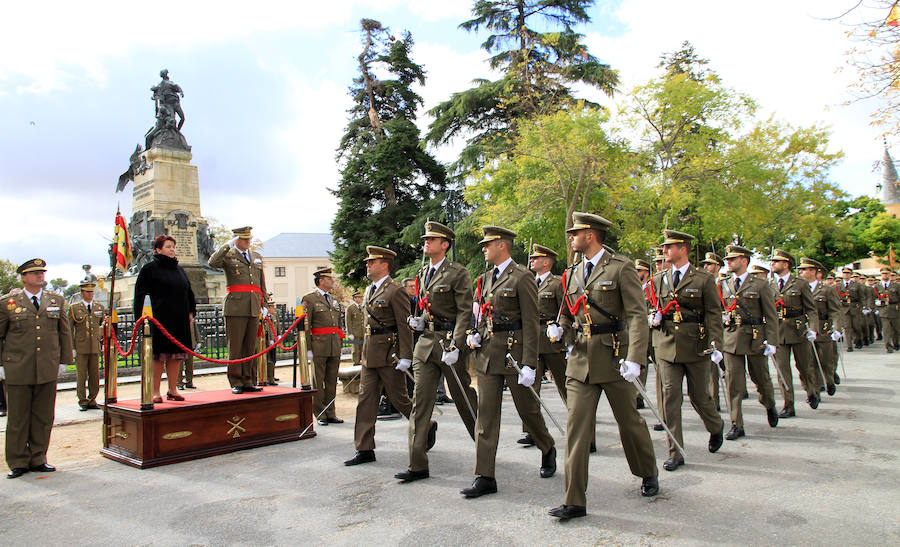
[153,235,176,250]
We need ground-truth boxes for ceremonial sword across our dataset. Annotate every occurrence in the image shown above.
[505,352,566,436]
[630,373,688,461]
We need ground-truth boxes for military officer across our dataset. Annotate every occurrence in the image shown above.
[396,221,478,483]
[797,258,842,396]
[719,245,779,440]
[769,249,820,417]
[0,258,74,478]
[547,213,657,520]
[875,267,900,353]
[648,251,667,432]
[344,246,428,466]
[836,268,865,351]
[302,267,345,425]
[650,230,724,472]
[750,264,770,281]
[208,226,267,394]
[68,281,104,411]
[863,276,878,344]
[461,226,556,499]
[700,252,726,412]
[635,259,654,410]
[345,291,365,366]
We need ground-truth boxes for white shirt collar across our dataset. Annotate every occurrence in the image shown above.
[670,262,690,279]
[316,288,330,299]
[734,271,749,285]
[536,271,550,284]
[810,280,819,292]
[885,280,891,288]
[372,275,390,292]
[24,288,42,301]
[429,257,445,271]
[777,272,791,284]
[492,257,514,277]
[583,248,605,278]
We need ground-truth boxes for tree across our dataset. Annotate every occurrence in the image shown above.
[331,20,447,287]
[0,259,21,294]
[49,278,68,293]
[426,0,618,174]
[861,211,900,259]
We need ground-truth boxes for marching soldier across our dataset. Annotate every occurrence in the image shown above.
[750,264,770,281]
[208,226,267,394]
[648,250,667,432]
[875,267,900,353]
[345,291,365,366]
[836,268,865,351]
[650,230,724,472]
[864,276,878,344]
[461,226,556,499]
[344,246,426,466]
[547,213,658,520]
[396,221,477,483]
[700,252,725,412]
[635,259,654,410]
[770,249,820,417]
[0,259,74,478]
[797,258,842,395]
[302,267,345,426]
[719,245,779,440]
[68,281,104,411]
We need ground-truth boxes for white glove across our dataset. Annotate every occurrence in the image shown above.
[441,347,459,366]
[875,299,882,307]
[408,316,425,332]
[228,236,240,247]
[565,345,573,359]
[805,330,817,343]
[307,350,314,362]
[618,360,641,382]
[59,364,68,376]
[517,365,536,387]
[763,344,777,357]
[347,333,355,341]
[546,323,563,341]
[0,367,5,380]
[466,332,481,348]
[831,331,842,342]
[710,350,723,364]
[260,307,268,318]
[863,308,871,315]
[875,310,880,316]
[395,358,411,372]
[649,311,662,327]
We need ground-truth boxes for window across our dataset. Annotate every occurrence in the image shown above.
[275,266,286,277]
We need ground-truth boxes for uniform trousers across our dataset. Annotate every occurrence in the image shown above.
[774,342,818,407]
[225,315,259,388]
[312,355,341,419]
[723,353,775,428]
[882,316,900,350]
[813,340,836,386]
[842,311,864,349]
[75,353,100,406]
[5,382,56,469]
[354,366,411,450]
[659,359,724,459]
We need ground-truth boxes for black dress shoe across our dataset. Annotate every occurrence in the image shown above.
[232,386,244,394]
[184,383,197,389]
[818,385,825,393]
[427,420,437,452]
[653,423,664,431]
[6,468,28,479]
[317,418,329,426]
[708,427,724,453]
[460,476,497,498]
[548,504,586,519]
[589,442,597,453]
[326,417,344,424]
[847,346,854,352]
[826,383,836,396]
[725,425,745,440]
[436,395,453,404]
[78,405,88,411]
[540,446,557,478]
[778,406,795,418]
[243,385,263,392]
[517,433,535,446]
[344,450,376,466]
[87,403,100,409]
[395,469,429,482]
[663,457,684,471]
[641,475,659,497]
[808,393,820,410]
[273,377,280,382]
[29,463,55,473]
[265,381,279,386]
[742,391,749,400]
[636,397,645,409]
[833,373,840,385]
[888,348,895,354]
[766,407,779,427]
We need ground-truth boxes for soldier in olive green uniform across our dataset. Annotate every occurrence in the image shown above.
[68,281,104,410]
[650,230,724,471]
[797,258,842,396]
[700,252,725,412]
[750,264,770,281]
[875,267,900,352]
[396,222,478,483]
[0,259,74,478]
[302,267,345,425]
[635,259,654,409]
[548,213,657,521]
[344,246,421,466]
[836,268,866,351]
[208,226,267,393]
[461,226,556,499]
[770,249,820,417]
[719,245,779,440]
[344,292,365,366]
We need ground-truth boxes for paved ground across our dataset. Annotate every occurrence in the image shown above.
[0,347,898,546]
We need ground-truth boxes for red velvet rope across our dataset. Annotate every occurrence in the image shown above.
[265,315,300,351]
[717,283,738,312]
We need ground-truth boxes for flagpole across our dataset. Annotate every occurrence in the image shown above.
[103,207,126,448]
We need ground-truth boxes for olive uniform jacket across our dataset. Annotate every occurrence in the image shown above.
[721,275,778,355]
[559,250,649,384]
[811,282,842,340]
[474,261,539,375]
[874,281,900,319]
[301,291,343,358]
[68,300,105,355]
[208,244,267,317]
[0,290,74,385]
[835,280,865,313]
[537,273,565,355]
[770,275,819,345]
[362,278,413,368]
[651,265,724,363]
[344,303,365,338]
[413,259,473,363]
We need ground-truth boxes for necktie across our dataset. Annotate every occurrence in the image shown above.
[491,267,500,286]
[585,262,593,280]
[324,293,331,307]
[32,296,40,310]
[243,251,250,263]
[535,275,541,286]
[779,278,785,292]
[734,277,741,292]
[673,270,681,288]
[425,267,435,287]
[87,303,92,314]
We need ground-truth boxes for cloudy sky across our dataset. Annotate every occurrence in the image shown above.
[0,0,891,284]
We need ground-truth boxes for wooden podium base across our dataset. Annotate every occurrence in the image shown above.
[101,386,316,469]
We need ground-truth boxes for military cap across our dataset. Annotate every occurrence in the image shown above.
[364,245,397,261]
[661,229,695,246]
[826,273,835,280]
[750,264,770,274]
[478,226,517,245]
[232,226,253,239]
[566,212,615,234]
[422,221,455,240]
[313,267,334,277]
[724,245,752,259]
[770,249,795,264]
[851,272,860,279]
[881,267,894,274]
[797,257,823,270]
[79,281,96,291]
[352,291,362,298]
[700,252,724,266]
[266,292,275,305]
[634,259,651,272]
[17,258,47,274]
[841,267,853,274]
[653,248,666,262]
[530,244,558,260]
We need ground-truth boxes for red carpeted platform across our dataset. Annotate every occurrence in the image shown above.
[101,386,316,468]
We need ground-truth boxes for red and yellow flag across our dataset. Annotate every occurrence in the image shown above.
[888,3,899,27]
[114,208,133,272]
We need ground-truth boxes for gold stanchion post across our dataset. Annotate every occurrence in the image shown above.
[140,296,154,410]
[256,314,267,386]
[105,310,118,403]
[296,303,311,390]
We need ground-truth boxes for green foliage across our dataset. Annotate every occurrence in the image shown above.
[49,278,68,292]
[0,259,21,294]
[64,285,81,298]
[861,212,900,259]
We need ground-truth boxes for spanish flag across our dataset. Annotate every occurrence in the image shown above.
[888,3,899,27]
[114,208,133,272]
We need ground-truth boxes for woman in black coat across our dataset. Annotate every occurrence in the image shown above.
[133,235,197,402]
